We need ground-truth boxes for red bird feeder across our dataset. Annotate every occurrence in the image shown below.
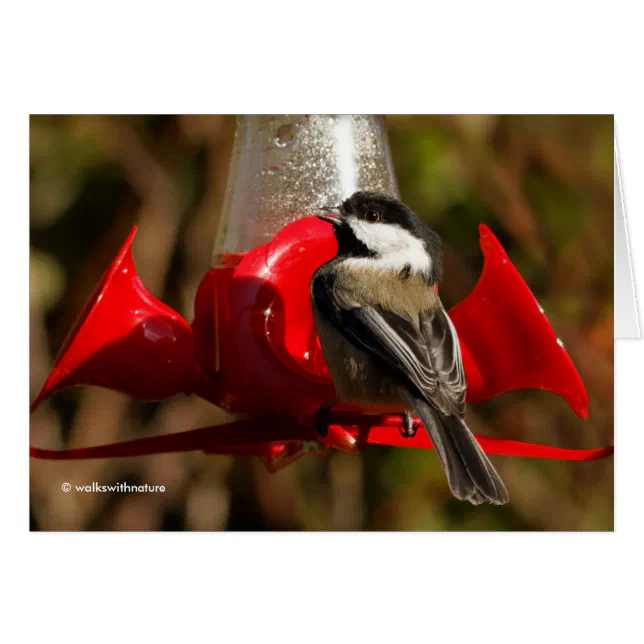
[31,115,611,472]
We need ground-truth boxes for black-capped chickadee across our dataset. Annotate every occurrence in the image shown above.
[312,191,509,505]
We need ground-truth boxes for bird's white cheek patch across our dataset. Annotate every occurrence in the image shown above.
[347,218,432,275]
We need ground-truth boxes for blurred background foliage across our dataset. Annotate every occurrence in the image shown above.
[29,115,614,531]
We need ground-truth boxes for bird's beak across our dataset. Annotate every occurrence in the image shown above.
[316,206,342,225]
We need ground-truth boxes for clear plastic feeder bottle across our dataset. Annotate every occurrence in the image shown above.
[212,114,399,267]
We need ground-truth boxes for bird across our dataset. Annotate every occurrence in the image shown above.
[311,191,509,505]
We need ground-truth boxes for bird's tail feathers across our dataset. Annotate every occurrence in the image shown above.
[407,392,509,506]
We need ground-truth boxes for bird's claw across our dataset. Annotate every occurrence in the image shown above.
[399,410,418,438]
[314,407,331,438]
[313,398,339,438]
[313,400,359,452]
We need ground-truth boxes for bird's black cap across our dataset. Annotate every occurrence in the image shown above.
[337,191,442,282]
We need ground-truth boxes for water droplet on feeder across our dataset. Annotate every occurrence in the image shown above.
[274,123,295,148]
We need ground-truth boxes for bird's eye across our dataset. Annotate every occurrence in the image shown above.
[365,210,380,223]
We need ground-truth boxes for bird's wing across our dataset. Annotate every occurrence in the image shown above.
[312,271,467,417]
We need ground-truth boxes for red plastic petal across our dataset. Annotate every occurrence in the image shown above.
[31,227,197,410]
[449,225,589,417]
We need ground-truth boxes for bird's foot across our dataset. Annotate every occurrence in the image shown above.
[313,399,359,453]
[313,398,339,438]
[399,410,418,438]
[314,408,331,438]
